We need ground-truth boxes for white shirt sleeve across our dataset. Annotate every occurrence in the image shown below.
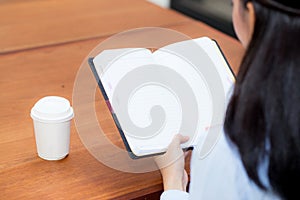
[188,131,278,200]
[160,131,279,200]
[160,190,189,200]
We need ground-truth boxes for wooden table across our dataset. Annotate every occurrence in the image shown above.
[0,0,244,199]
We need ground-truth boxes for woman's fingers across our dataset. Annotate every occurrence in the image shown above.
[154,134,190,169]
[173,134,190,145]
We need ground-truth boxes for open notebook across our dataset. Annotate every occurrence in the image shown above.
[89,37,235,159]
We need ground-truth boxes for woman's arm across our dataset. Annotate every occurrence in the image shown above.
[155,134,190,198]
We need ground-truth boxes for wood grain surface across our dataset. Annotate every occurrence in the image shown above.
[0,0,192,54]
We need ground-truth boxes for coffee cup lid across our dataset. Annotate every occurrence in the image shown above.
[31,96,74,123]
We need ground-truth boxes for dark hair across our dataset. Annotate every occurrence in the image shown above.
[224,0,300,199]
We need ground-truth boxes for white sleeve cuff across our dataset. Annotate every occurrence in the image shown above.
[160,190,189,200]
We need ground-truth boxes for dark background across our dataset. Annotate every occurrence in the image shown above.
[171,0,237,38]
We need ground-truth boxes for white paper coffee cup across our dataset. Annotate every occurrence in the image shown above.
[30,96,74,161]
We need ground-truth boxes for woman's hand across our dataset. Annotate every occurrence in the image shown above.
[154,134,190,191]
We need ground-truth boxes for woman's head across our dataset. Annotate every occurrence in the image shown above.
[232,0,300,47]
[225,0,300,199]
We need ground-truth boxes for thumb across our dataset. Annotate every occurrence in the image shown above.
[154,134,189,169]
[173,134,190,145]
[167,134,190,152]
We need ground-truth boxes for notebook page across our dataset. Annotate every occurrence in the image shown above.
[155,37,234,152]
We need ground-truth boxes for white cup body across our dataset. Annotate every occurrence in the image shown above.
[31,96,74,161]
[33,120,71,160]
